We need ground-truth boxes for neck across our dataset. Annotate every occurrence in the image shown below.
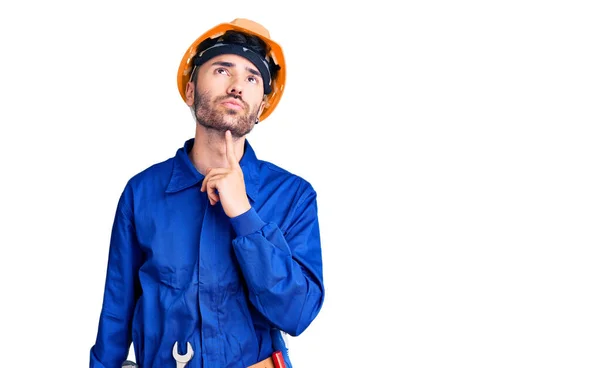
[188,125,245,175]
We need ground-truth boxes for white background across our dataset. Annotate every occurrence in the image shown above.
[1,0,599,367]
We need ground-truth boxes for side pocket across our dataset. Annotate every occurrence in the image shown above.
[131,299,144,363]
[271,329,293,368]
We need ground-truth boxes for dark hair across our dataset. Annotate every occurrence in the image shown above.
[190,30,279,83]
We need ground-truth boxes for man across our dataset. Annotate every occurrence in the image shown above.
[90,18,325,368]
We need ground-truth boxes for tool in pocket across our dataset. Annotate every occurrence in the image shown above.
[173,341,194,368]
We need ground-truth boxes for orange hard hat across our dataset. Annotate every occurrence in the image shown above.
[176,18,286,122]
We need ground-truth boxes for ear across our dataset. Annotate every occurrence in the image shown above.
[185,81,195,106]
[256,97,267,122]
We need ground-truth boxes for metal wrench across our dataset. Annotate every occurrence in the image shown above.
[172,341,194,368]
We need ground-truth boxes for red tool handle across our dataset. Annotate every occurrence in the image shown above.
[272,351,285,368]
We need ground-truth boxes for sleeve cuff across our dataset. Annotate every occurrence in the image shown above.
[230,207,266,237]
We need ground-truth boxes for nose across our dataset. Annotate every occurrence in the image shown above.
[228,77,244,96]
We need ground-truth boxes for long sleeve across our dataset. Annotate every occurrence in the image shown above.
[90,187,142,367]
[230,188,324,336]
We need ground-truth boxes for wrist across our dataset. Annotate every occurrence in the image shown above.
[229,201,251,218]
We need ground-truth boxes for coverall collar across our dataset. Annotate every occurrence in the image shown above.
[165,138,260,202]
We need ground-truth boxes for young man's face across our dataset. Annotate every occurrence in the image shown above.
[186,54,266,138]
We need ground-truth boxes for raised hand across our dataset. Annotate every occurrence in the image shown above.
[200,130,252,218]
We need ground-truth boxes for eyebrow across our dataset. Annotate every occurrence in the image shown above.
[211,61,261,78]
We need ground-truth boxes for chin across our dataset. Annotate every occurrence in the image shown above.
[224,108,240,116]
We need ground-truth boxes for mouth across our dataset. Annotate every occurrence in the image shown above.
[220,99,244,110]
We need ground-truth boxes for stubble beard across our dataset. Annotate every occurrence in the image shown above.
[193,89,260,138]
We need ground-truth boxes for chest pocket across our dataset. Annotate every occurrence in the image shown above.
[158,265,196,290]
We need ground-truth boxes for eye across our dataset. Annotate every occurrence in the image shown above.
[247,76,258,84]
[216,68,229,75]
